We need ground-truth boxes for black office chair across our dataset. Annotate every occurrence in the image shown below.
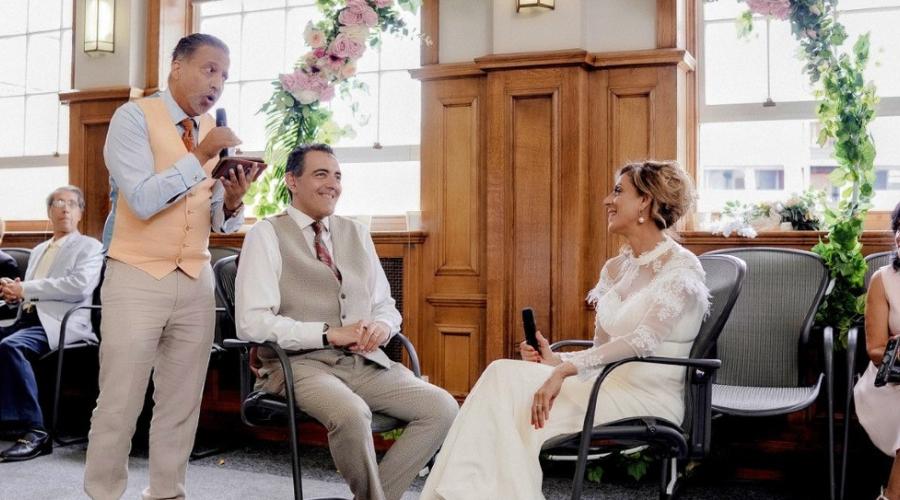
[540,254,746,499]
[215,255,422,500]
[49,262,105,446]
[838,250,894,499]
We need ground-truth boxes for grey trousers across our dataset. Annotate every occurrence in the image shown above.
[274,349,459,500]
[84,259,216,500]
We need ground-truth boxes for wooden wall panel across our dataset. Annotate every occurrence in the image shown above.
[60,87,144,239]
[419,74,487,392]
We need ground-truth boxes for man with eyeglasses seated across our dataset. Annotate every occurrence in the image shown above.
[0,186,103,462]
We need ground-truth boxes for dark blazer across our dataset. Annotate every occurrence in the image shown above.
[0,250,19,320]
[0,250,18,280]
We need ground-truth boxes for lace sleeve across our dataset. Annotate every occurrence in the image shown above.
[585,258,617,307]
[560,267,708,376]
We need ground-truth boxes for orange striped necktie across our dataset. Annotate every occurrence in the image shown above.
[180,118,196,152]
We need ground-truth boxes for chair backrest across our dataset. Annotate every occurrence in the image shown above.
[704,247,829,388]
[684,254,746,456]
[2,247,31,280]
[865,251,894,288]
[210,247,239,344]
[214,254,238,324]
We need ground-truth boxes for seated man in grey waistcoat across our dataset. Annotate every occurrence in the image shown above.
[235,143,459,500]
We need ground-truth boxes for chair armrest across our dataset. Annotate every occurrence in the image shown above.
[390,333,421,378]
[59,304,102,348]
[573,355,721,465]
[550,339,593,351]
[223,339,295,401]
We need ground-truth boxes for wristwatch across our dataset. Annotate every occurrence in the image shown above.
[322,323,330,347]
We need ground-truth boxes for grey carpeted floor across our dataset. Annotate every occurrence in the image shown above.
[0,437,801,499]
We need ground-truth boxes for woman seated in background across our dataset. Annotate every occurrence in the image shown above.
[420,160,710,500]
[855,202,900,500]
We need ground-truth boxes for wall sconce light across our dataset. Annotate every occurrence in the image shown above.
[516,0,555,12]
[84,0,116,53]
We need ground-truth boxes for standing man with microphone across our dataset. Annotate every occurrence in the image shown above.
[84,33,259,500]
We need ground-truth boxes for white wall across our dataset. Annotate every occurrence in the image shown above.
[73,0,147,89]
[439,0,657,63]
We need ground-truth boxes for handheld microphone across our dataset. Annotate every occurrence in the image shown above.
[215,108,229,159]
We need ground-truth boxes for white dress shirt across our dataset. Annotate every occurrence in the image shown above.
[236,205,401,351]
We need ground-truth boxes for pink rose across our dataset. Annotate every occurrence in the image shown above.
[279,69,334,105]
[340,61,357,79]
[328,33,365,59]
[303,22,327,49]
[339,24,370,44]
[374,0,393,7]
[338,0,378,28]
[745,0,791,20]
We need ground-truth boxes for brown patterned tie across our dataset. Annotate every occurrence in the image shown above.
[312,221,342,283]
[180,118,195,152]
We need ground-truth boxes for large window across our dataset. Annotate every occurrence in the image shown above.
[0,0,72,221]
[698,0,900,215]
[196,0,421,216]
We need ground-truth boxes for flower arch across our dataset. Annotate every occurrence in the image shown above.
[246,0,422,217]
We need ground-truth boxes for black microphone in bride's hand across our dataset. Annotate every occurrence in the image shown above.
[522,307,540,351]
[215,108,229,159]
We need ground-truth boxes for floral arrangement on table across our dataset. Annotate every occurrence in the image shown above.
[710,200,775,238]
[706,0,879,346]
[776,189,825,230]
[245,0,423,217]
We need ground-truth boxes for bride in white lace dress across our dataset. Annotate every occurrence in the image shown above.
[420,160,710,500]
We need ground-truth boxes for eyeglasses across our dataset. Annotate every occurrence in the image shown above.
[50,199,82,210]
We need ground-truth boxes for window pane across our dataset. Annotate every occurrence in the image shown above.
[59,29,72,90]
[755,169,784,190]
[200,14,243,81]
[703,0,746,21]
[244,0,284,11]
[24,94,59,155]
[841,10,900,97]
[217,82,242,138]
[287,0,316,5]
[870,116,900,210]
[331,73,378,148]
[238,81,272,152]
[336,161,420,215]
[0,165,68,219]
[62,0,72,29]
[705,169,746,190]
[198,0,241,16]
[284,6,321,70]
[58,103,68,153]
[379,9,420,71]
[378,70,419,146]
[241,10,286,80]
[0,96,25,157]
[0,0,28,36]
[769,20,815,102]
[0,36,27,97]
[27,31,62,93]
[699,120,810,211]
[28,0,61,32]
[704,21,767,105]
[840,0,900,10]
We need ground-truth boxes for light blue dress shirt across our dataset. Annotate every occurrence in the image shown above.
[101,91,244,249]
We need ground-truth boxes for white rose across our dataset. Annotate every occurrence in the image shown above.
[339,24,370,44]
[304,22,327,49]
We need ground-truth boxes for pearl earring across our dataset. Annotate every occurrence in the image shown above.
[638,216,645,224]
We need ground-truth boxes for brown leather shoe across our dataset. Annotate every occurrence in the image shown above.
[0,430,51,462]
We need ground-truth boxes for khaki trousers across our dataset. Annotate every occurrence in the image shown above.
[271,349,459,500]
[84,259,215,500]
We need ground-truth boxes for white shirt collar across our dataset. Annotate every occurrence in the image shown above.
[286,205,331,232]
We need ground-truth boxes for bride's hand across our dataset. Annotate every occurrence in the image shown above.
[518,331,561,366]
[531,371,564,429]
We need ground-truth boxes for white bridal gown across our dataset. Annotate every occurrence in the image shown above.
[420,237,710,500]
